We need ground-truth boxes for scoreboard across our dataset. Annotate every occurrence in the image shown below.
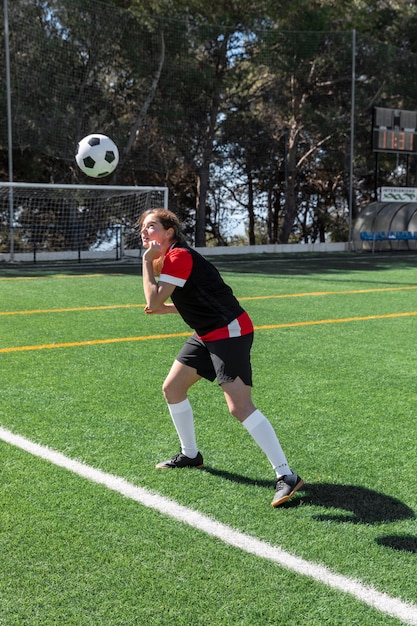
[372,107,417,155]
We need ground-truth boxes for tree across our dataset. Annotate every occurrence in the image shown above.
[3,0,417,251]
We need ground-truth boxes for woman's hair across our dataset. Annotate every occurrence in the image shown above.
[136,208,188,246]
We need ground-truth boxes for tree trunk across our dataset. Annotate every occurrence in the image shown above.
[194,36,229,247]
[117,31,165,178]
[247,169,255,245]
[195,165,209,246]
[280,122,298,243]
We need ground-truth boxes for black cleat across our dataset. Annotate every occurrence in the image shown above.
[155,451,204,469]
[271,472,304,507]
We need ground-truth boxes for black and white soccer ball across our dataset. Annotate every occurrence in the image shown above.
[75,134,119,178]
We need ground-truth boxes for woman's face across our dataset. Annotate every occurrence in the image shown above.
[140,213,172,248]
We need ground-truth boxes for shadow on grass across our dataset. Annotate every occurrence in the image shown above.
[203,467,415,526]
[203,466,272,489]
[375,535,417,553]
[1,251,417,278]
[210,252,417,277]
[292,483,415,525]
[0,260,141,277]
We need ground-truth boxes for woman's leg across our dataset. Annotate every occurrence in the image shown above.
[221,377,291,477]
[155,359,203,466]
[162,358,201,404]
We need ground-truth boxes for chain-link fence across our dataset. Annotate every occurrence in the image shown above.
[2,0,417,257]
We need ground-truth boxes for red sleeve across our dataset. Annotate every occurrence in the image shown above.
[160,247,193,286]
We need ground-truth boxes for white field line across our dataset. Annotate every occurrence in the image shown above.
[1,426,417,626]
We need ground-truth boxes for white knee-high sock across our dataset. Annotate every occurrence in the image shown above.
[242,409,291,477]
[167,398,199,458]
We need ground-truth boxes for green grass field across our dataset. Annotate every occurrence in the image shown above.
[1,253,416,626]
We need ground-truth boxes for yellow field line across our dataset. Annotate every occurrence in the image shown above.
[255,311,417,330]
[1,311,416,354]
[1,285,417,316]
[242,285,417,300]
[0,273,118,281]
[0,303,143,316]
[0,331,192,353]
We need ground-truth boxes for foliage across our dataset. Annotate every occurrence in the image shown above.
[1,0,417,247]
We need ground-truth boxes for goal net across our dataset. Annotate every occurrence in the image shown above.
[0,183,168,263]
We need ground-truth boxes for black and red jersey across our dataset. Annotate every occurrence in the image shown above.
[159,243,253,340]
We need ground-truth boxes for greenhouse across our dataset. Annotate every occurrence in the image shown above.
[353,202,417,252]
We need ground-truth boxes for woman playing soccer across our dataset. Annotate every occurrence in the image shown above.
[137,208,303,507]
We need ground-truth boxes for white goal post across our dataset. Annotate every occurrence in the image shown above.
[0,182,168,263]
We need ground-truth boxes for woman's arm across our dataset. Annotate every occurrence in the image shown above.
[142,244,176,313]
[145,302,178,315]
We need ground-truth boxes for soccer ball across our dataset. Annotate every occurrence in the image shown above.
[75,134,119,178]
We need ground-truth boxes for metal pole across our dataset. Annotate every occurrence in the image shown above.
[4,0,14,260]
[348,29,356,251]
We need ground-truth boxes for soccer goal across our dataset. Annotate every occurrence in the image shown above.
[0,182,168,263]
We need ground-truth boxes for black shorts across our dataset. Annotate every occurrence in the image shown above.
[176,332,254,386]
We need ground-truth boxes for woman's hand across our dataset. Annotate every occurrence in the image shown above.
[144,303,178,315]
[142,240,162,261]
